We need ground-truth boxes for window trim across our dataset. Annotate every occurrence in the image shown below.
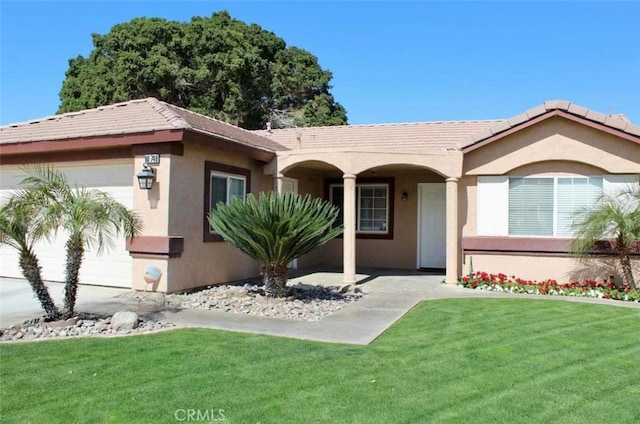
[203,161,251,243]
[325,177,395,240]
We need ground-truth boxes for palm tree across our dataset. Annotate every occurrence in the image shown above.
[571,181,640,288]
[19,166,142,318]
[208,192,343,297]
[0,198,61,320]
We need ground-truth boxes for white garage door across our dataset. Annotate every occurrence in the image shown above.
[0,162,134,288]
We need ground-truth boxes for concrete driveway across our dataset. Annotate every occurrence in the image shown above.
[0,277,130,327]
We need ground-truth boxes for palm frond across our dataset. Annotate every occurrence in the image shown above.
[571,182,640,287]
[0,197,49,252]
[16,168,143,255]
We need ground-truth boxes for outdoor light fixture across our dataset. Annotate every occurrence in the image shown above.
[136,164,156,190]
[136,154,160,190]
[401,191,408,201]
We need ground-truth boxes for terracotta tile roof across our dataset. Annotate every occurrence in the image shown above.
[254,120,504,152]
[0,98,178,144]
[160,102,287,151]
[457,100,640,149]
[0,98,286,152]
[255,100,639,152]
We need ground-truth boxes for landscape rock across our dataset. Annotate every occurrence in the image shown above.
[111,311,139,331]
[94,322,107,331]
[47,319,71,329]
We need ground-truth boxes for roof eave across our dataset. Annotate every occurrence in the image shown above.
[0,128,185,156]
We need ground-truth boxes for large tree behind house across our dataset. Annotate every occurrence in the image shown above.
[58,11,347,130]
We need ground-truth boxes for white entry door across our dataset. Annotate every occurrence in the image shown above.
[281,177,299,269]
[418,183,446,269]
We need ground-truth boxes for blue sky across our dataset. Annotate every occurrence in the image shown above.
[1,1,639,126]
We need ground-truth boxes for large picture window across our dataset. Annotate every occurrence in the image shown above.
[474,174,636,253]
[327,178,394,239]
[508,176,603,237]
[204,161,250,242]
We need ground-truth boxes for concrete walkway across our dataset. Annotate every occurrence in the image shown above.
[2,270,639,345]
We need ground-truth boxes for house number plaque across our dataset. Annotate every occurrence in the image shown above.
[144,154,160,165]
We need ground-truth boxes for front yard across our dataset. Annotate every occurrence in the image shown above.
[1,298,639,423]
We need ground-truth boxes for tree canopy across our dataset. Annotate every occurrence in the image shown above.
[58,11,347,129]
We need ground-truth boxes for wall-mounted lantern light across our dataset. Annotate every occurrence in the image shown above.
[136,154,160,190]
[136,164,156,190]
[401,191,409,201]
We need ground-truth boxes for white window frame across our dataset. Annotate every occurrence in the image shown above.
[209,172,246,234]
[330,183,390,234]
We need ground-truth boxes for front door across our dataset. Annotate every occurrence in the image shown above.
[418,183,446,269]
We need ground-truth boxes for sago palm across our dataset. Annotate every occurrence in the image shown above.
[208,192,343,297]
[571,181,640,288]
[0,198,61,320]
[19,166,142,318]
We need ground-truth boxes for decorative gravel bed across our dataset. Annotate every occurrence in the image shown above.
[132,280,368,322]
[1,280,367,342]
[0,312,176,342]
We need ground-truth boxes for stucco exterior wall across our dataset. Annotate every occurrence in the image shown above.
[278,149,462,179]
[133,156,171,235]
[464,117,639,175]
[132,143,273,292]
[463,253,640,286]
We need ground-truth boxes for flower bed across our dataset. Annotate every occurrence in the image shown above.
[459,271,640,302]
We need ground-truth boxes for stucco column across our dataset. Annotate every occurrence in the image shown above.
[273,174,285,193]
[445,177,459,285]
[343,174,357,284]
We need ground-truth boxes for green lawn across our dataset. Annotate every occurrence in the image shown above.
[1,298,639,423]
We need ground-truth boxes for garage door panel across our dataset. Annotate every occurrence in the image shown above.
[0,164,134,288]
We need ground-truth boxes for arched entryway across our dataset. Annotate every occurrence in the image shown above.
[271,152,462,285]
